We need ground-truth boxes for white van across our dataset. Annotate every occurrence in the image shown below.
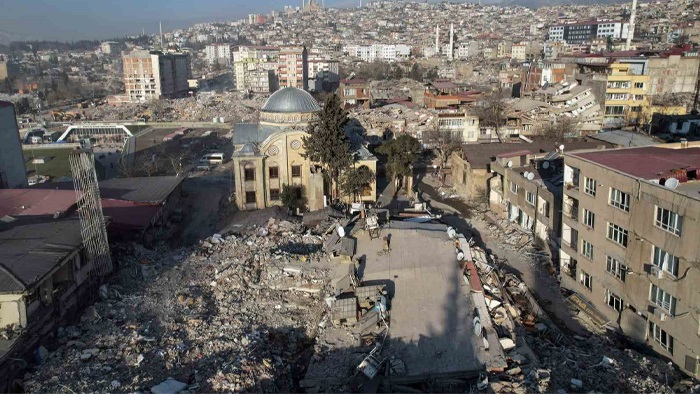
[202,152,224,164]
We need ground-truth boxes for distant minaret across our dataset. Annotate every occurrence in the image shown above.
[159,21,164,49]
[449,23,454,60]
[435,26,440,55]
[626,0,637,50]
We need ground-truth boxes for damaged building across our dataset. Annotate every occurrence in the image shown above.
[559,141,700,378]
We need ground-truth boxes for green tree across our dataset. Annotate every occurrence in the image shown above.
[281,184,307,213]
[340,165,375,202]
[301,94,352,200]
[377,134,420,194]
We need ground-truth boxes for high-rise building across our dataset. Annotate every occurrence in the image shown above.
[100,41,124,56]
[205,44,234,66]
[559,142,700,379]
[122,50,191,102]
[0,101,28,189]
[232,46,280,92]
[0,58,8,82]
[278,46,308,90]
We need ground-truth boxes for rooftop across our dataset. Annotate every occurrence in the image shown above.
[306,222,504,387]
[461,140,613,169]
[0,216,82,293]
[0,189,77,218]
[570,145,700,199]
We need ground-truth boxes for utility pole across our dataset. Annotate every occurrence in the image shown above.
[159,21,164,49]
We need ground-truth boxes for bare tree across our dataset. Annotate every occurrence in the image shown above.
[423,124,462,170]
[540,116,580,140]
[474,89,509,141]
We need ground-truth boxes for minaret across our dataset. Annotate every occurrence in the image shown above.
[159,21,164,49]
[626,0,637,50]
[449,23,454,60]
[435,26,440,55]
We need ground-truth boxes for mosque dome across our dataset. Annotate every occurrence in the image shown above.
[261,87,321,114]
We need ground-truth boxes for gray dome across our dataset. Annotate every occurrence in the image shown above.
[261,87,321,113]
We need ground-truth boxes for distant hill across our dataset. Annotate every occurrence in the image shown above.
[0,29,29,46]
[497,0,629,8]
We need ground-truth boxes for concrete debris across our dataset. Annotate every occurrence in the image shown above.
[22,218,331,393]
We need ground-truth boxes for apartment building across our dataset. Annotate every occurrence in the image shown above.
[278,46,308,90]
[205,43,233,65]
[559,143,700,378]
[307,58,339,92]
[549,21,627,44]
[233,59,278,92]
[0,59,7,82]
[122,50,191,102]
[339,78,370,108]
[435,112,480,143]
[603,61,650,127]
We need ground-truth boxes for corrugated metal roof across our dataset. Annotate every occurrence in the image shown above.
[0,189,77,217]
[0,217,82,293]
[98,176,184,203]
[589,130,658,148]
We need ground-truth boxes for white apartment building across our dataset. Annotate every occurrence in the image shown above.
[205,43,233,65]
[122,50,191,102]
[596,22,629,40]
[307,58,340,92]
[344,44,411,62]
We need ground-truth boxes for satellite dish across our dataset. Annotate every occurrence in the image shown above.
[559,144,565,151]
[507,161,513,168]
[542,161,550,169]
[523,171,530,178]
[527,172,535,180]
[337,226,346,237]
[457,250,465,261]
[447,227,457,239]
[664,178,680,189]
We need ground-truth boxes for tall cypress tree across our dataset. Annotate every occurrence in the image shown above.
[302,94,352,200]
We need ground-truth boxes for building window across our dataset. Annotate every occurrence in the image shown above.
[649,321,673,354]
[526,191,535,205]
[609,188,630,212]
[606,256,626,281]
[584,177,596,196]
[650,284,676,316]
[607,223,629,247]
[582,239,594,260]
[291,165,302,178]
[509,181,518,194]
[605,289,623,312]
[634,82,644,89]
[583,209,595,229]
[655,206,682,236]
[652,246,679,277]
[269,166,279,179]
[245,191,256,204]
[244,168,255,182]
[270,188,280,201]
[580,270,592,290]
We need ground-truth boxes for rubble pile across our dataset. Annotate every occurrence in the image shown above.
[85,92,267,123]
[23,219,330,393]
[528,334,687,393]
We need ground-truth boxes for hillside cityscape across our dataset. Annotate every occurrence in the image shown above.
[1,0,700,392]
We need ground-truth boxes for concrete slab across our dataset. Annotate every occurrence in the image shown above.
[333,223,503,380]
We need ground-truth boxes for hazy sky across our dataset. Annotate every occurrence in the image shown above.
[0,0,359,42]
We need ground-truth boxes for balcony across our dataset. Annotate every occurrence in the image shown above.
[564,202,579,222]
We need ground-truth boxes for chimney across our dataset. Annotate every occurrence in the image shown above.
[680,138,689,149]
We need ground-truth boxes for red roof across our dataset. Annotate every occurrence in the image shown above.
[0,189,77,217]
[101,199,162,230]
[572,147,700,180]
